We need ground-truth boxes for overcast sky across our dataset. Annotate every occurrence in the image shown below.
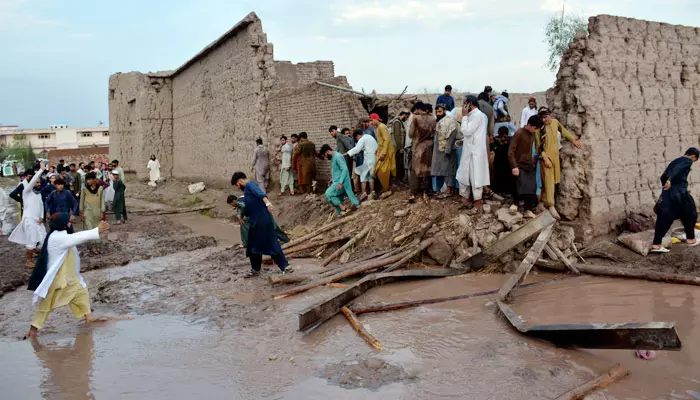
[1,0,698,128]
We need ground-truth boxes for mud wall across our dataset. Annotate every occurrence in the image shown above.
[108,72,174,178]
[267,77,367,181]
[170,14,275,185]
[548,15,700,239]
[274,61,335,88]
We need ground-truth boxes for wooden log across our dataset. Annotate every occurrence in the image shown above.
[321,226,371,267]
[392,215,440,244]
[457,210,555,264]
[284,233,354,255]
[546,243,580,274]
[497,300,681,349]
[341,306,382,350]
[384,239,435,273]
[298,269,463,331]
[555,364,629,400]
[273,248,417,299]
[350,275,581,315]
[543,243,559,261]
[497,225,555,301]
[536,262,700,286]
[282,212,363,250]
[327,283,348,289]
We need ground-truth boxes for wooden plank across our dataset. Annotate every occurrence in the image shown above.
[456,210,555,264]
[349,275,582,315]
[298,269,462,332]
[555,364,629,400]
[536,262,700,286]
[340,306,382,350]
[546,243,580,274]
[497,225,554,301]
[321,226,371,267]
[497,301,682,350]
[281,212,363,250]
[383,238,434,273]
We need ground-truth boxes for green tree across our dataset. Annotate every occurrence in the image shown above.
[544,12,588,73]
[1,139,36,170]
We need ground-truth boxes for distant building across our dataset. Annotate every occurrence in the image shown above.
[0,124,109,155]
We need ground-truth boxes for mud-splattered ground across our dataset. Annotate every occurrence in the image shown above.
[0,237,31,298]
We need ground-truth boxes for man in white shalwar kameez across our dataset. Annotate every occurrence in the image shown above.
[456,95,490,212]
[9,162,47,267]
[147,155,161,187]
[345,128,378,202]
[25,213,110,339]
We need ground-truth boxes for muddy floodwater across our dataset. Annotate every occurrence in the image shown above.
[1,258,699,399]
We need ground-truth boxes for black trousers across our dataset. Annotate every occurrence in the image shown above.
[410,174,431,196]
[653,190,697,245]
[249,251,289,272]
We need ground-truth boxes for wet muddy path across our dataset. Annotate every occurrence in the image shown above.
[0,211,698,399]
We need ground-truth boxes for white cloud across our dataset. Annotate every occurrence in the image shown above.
[332,0,473,25]
[540,0,565,12]
[0,0,60,33]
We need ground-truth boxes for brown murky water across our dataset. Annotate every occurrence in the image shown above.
[1,255,699,398]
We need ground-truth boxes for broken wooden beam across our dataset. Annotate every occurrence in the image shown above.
[129,205,214,215]
[554,364,629,400]
[321,226,371,267]
[284,233,354,255]
[281,212,363,250]
[273,247,417,299]
[383,238,435,273]
[298,269,462,331]
[391,215,440,244]
[536,262,700,286]
[349,276,582,315]
[497,300,681,350]
[545,243,580,274]
[456,210,555,264]
[497,225,554,301]
[341,306,382,351]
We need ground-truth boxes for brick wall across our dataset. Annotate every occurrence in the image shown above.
[48,147,110,167]
[268,77,367,183]
[547,14,700,240]
[274,61,335,88]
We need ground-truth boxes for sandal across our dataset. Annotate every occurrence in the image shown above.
[650,247,670,253]
[687,240,700,247]
[244,270,261,278]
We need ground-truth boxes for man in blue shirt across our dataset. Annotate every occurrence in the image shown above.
[436,85,455,112]
[45,177,79,222]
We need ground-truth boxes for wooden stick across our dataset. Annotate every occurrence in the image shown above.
[281,212,363,250]
[273,247,417,299]
[327,283,348,289]
[546,243,580,274]
[536,262,700,286]
[321,226,371,267]
[571,242,586,263]
[391,215,440,244]
[341,306,382,351]
[383,239,434,273]
[349,275,580,315]
[554,364,629,400]
[497,225,554,301]
[284,233,354,255]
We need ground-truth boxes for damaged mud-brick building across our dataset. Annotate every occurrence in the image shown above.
[109,12,367,187]
[548,15,700,241]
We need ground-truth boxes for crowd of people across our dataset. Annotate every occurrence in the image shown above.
[6,158,127,268]
[243,85,583,219]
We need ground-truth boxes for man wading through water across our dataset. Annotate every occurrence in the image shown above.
[651,147,700,253]
[231,172,293,277]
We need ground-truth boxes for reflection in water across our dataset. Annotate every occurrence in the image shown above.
[31,329,95,400]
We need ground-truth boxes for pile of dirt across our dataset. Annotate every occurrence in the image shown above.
[0,238,31,298]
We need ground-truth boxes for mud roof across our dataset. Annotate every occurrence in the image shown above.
[166,12,260,78]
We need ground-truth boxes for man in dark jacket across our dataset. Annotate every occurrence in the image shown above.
[651,147,700,253]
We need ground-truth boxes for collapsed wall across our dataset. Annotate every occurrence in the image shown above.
[548,15,700,240]
[109,12,365,187]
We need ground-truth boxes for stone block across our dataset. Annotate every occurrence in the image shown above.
[627,85,644,110]
[622,110,644,138]
[600,86,615,110]
[608,193,627,221]
[638,137,664,164]
[625,190,641,214]
[690,164,700,185]
[638,189,655,210]
[642,39,659,63]
[642,110,662,137]
[582,111,607,140]
[680,134,700,154]
[577,86,604,110]
[641,86,661,110]
[588,141,610,171]
[589,196,610,221]
[586,168,609,197]
[638,61,655,81]
[496,207,523,230]
[623,62,639,85]
[610,138,638,167]
[659,86,676,109]
[675,87,693,108]
[638,163,656,190]
[664,135,681,162]
[611,83,631,111]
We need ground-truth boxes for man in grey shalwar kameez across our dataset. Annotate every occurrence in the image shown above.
[252,138,270,193]
[431,104,459,198]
